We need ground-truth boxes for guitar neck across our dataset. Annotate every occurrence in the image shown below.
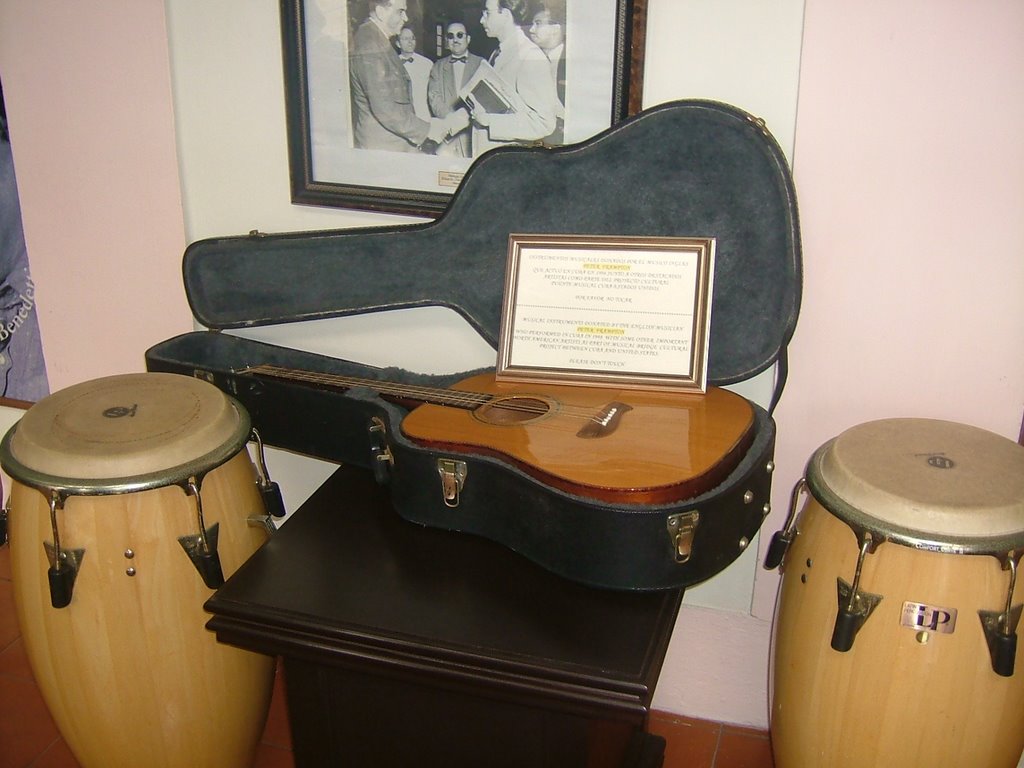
[239,364,490,411]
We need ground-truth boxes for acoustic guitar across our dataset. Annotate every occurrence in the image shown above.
[241,364,755,505]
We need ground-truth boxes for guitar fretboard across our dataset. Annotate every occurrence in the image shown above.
[240,364,493,412]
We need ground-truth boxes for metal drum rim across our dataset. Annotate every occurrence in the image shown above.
[0,398,251,497]
[805,442,1024,557]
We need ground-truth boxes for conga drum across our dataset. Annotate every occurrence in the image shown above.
[769,418,1024,768]
[2,373,275,768]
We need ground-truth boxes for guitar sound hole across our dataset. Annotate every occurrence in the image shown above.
[474,397,551,426]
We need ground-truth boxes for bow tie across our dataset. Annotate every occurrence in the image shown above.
[451,56,467,63]
[401,56,414,63]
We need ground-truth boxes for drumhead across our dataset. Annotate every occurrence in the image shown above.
[807,418,1024,554]
[0,372,250,494]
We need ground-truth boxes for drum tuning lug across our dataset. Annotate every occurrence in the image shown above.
[180,478,224,588]
[0,503,7,547]
[48,566,75,609]
[764,479,807,571]
[980,555,1022,676]
[43,493,83,608]
[178,522,224,589]
[979,606,1022,677]
[251,429,287,518]
[764,531,792,571]
[260,481,287,519]
[258,481,286,524]
[43,542,85,609]
[832,577,883,653]
[831,532,882,652]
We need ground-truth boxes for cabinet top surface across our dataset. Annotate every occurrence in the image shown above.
[207,466,682,692]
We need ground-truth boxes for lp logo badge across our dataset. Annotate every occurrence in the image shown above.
[901,601,957,634]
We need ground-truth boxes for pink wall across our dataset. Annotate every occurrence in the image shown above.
[0,0,192,391]
[755,0,1024,613]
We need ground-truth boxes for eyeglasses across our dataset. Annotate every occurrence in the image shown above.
[446,31,467,39]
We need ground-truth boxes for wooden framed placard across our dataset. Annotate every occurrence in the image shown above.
[497,234,716,392]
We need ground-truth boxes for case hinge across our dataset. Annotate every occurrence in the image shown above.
[667,511,700,563]
[437,458,468,508]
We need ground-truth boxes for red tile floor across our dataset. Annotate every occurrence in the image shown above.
[0,541,772,768]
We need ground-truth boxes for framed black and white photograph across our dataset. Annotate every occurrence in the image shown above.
[280,0,648,216]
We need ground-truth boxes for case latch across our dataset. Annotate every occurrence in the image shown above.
[368,417,394,485]
[437,459,468,508]
[667,511,700,563]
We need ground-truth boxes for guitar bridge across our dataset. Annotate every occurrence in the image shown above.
[577,402,633,439]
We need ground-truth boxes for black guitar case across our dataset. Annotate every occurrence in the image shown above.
[146,99,801,590]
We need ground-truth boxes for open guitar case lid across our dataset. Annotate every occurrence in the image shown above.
[146,99,801,591]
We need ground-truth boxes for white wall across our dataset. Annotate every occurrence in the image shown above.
[162,0,805,726]
[1,0,1021,733]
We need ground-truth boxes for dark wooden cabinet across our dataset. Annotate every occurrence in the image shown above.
[206,466,682,767]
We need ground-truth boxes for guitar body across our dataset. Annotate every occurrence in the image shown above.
[400,373,755,504]
[385,385,777,591]
[226,361,776,589]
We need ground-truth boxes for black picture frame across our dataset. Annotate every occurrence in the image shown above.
[279,0,649,217]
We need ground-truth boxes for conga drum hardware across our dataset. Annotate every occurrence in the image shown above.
[250,426,286,522]
[980,552,1022,677]
[2,413,250,604]
[763,477,807,570]
[830,529,882,652]
[3,372,276,768]
[800,455,1024,668]
[768,418,1024,768]
[41,491,86,608]
[177,475,225,589]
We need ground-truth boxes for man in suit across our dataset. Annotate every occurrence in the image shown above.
[427,21,484,157]
[470,0,558,153]
[397,27,432,121]
[529,0,565,144]
[349,0,450,151]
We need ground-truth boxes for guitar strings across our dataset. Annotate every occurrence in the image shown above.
[240,364,627,421]
[252,367,595,420]
[234,366,742,493]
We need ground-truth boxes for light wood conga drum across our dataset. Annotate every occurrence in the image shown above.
[770,418,1024,768]
[2,373,275,768]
